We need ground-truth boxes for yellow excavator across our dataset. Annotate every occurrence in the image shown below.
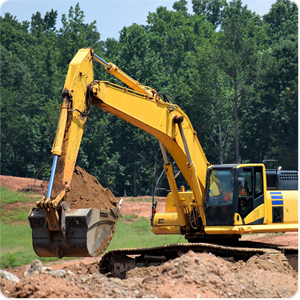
[28,48,298,272]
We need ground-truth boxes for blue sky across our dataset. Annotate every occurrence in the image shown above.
[0,0,294,41]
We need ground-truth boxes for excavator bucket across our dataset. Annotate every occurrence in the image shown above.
[28,205,121,258]
[29,165,122,258]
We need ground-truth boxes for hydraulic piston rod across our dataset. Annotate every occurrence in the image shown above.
[93,53,110,68]
[174,115,206,225]
[46,155,58,200]
[92,52,158,98]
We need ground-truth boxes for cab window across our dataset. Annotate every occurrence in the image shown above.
[255,170,263,197]
[208,169,234,205]
[238,169,252,197]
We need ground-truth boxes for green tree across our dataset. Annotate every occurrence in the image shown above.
[57,3,102,70]
[1,0,297,195]
[257,0,298,169]
[192,0,227,26]
[0,14,38,176]
[191,39,235,164]
[263,0,298,41]
[216,0,268,163]
[77,111,124,194]
[105,23,164,196]
[0,5,103,179]
[146,1,214,108]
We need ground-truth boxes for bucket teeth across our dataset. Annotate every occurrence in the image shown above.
[111,207,120,218]
[28,207,119,258]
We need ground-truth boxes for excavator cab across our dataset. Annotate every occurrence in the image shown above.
[204,164,266,226]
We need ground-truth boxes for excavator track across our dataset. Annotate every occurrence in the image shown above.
[99,242,298,278]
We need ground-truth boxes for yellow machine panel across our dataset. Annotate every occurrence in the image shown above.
[152,212,181,234]
[265,191,298,225]
[165,191,194,212]
[243,204,265,225]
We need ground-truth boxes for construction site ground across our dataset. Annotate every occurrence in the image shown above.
[0,174,298,298]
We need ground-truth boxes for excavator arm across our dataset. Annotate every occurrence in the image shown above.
[29,47,209,258]
[89,81,208,224]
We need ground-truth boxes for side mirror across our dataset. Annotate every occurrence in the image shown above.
[238,177,245,189]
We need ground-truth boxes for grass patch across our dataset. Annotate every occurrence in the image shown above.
[0,187,36,205]
[1,204,32,224]
[106,216,186,251]
[124,196,152,202]
[0,223,58,269]
[0,187,37,224]
[265,232,285,236]
[119,213,139,222]
[0,187,59,268]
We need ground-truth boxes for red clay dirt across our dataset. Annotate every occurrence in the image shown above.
[1,249,298,298]
[0,175,48,194]
[0,174,299,298]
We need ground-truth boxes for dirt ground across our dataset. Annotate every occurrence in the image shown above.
[1,248,298,298]
[0,174,299,298]
[0,174,48,194]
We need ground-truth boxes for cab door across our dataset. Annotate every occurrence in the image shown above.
[237,166,264,224]
[205,168,236,226]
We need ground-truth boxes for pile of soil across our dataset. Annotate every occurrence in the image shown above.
[1,250,297,298]
[65,166,119,210]
[0,167,119,211]
[125,250,297,298]
[0,175,48,194]
[64,166,120,256]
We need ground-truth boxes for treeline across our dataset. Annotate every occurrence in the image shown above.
[0,0,298,196]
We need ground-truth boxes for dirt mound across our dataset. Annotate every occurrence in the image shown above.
[63,166,120,256]
[229,252,295,275]
[0,175,47,194]
[0,167,119,211]
[1,251,297,298]
[125,250,297,298]
[66,166,119,210]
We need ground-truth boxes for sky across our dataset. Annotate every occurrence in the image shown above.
[0,0,295,41]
